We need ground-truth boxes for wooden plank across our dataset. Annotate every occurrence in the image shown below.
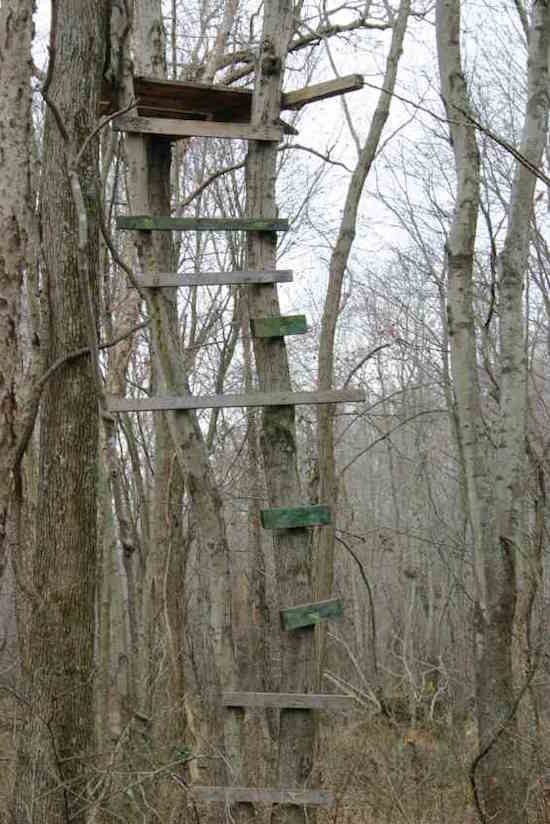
[116,216,289,233]
[101,75,253,120]
[192,787,335,805]
[113,115,283,142]
[136,270,293,287]
[222,692,353,710]
[280,598,344,631]
[260,505,331,530]
[283,75,364,110]
[251,315,308,338]
[282,74,364,110]
[106,389,365,413]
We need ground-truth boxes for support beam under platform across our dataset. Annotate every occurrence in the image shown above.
[116,216,289,232]
[222,692,354,710]
[106,388,365,412]
[136,270,293,287]
[192,787,335,805]
[113,115,283,142]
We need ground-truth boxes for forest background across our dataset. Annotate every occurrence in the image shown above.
[1,0,550,822]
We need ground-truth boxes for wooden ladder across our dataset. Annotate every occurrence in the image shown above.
[111,72,364,810]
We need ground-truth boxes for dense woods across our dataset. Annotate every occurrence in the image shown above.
[1,0,550,822]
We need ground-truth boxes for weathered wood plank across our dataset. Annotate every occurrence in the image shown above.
[222,692,353,710]
[251,315,308,338]
[280,598,344,631]
[116,216,289,232]
[106,389,365,413]
[113,115,283,142]
[282,74,364,110]
[192,787,335,805]
[136,270,293,287]
[260,505,331,530]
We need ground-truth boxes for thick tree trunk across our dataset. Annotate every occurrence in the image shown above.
[246,4,317,823]
[14,2,108,822]
[0,0,35,578]
[117,1,238,806]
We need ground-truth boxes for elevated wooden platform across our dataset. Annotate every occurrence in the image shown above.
[222,692,353,710]
[192,787,335,805]
[101,74,363,125]
[136,270,293,287]
[106,389,364,413]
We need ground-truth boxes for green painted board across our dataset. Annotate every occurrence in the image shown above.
[260,505,331,530]
[280,598,343,631]
[116,215,289,233]
[250,315,308,338]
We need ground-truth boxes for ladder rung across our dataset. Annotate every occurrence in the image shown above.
[251,315,307,338]
[135,270,293,287]
[280,598,344,631]
[192,787,335,805]
[116,216,289,232]
[260,505,331,529]
[106,389,365,413]
[113,114,283,142]
[222,692,353,710]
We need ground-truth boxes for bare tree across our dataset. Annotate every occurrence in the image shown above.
[14,1,109,820]
[437,0,550,819]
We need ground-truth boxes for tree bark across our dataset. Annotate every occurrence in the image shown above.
[246,4,318,823]
[0,0,35,579]
[117,0,239,807]
[14,2,108,822]
[437,0,550,819]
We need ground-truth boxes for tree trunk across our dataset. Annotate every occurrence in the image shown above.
[315,0,409,683]
[117,0,238,805]
[0,0,35,579]
[436,0,550,819]
[14,2,108,822]
[246,5,317,823]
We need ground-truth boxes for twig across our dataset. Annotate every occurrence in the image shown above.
[74,99,138,168]
[13,321,149,469]
[335,534,378,674]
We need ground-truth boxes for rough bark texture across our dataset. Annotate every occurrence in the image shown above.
[437,0,550,820]
[14,2,108,821]
[0,0,34,578]
[118,1,238,809]
[246,4,317,823]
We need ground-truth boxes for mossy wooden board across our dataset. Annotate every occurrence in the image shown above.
[250,315,308,338]
[280,598,343,631]
[116,216,289,232]
[260,505,331,530]
[193,787,335,805]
